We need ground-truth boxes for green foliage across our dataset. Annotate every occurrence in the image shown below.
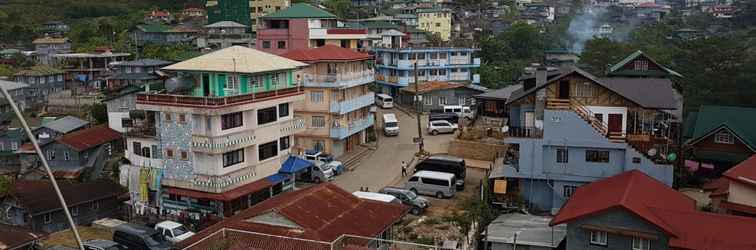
[478,23,547,89]
[323,0,370,19]
[0,175,12,197]
[142,43,198,61]
[579,37,632,76]
[0,65,15,77]
[89,103,108,124]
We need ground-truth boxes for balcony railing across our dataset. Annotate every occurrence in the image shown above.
[330,116,374,140]
[302,71,374,88]
[137,86,303,108]
[126,125,157,138]
[192,129,257,154]
[507,126,543,138]
[330,93,375,114]
[280,118,305,136]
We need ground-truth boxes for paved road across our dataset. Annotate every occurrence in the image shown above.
[333,107,455,192]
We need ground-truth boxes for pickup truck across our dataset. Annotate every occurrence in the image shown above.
[154,221,195,243]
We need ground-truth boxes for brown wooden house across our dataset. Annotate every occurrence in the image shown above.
[684,105,756,176]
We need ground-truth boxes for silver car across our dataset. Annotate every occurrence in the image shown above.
[427,120,457,135]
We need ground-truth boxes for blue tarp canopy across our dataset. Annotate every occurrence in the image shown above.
[266,173,290,184]
[279,156,313,174]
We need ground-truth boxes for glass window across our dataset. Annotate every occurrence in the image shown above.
[221,112,244,130]
[257,107,277,125]
[423,95,432,105]
[438,96,447,105]
[310,91,324,103]
[278,103,289,117]
[277,41,286,49]
[589,230,607,245]
[262,41,271,49]
[180,151,188,160]
[632,237,650,250]
[164,113,172,122]
[714,131,734,144]
[312,116,325,128]
[313,140,325,151]
[563,185,577,198]
[47,150,55,160]
[279,136,290,150]
[43,213,52,224]
[575,82,594,97]
[64,151,70,161]
[258,141,278,161]
[556,148,568,163]
[585,150,610,163]
[223,149,244,167]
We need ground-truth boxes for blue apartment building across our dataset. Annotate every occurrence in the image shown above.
[490,52,683,214]
[373,47,481,96]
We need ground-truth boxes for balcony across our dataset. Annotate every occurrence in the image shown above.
[330,93,375,114]
[126,124,157,138]
[125,150,163,168]
[192,130,257,154]
[330,115,374,140]
[256,28,290,37]
[309,28,368,39]
[280,118,305,136]
[137,86,303,109]
[507,126,543,138]
[302,71,374,88]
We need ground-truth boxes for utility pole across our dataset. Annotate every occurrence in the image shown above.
[414,61,424,154]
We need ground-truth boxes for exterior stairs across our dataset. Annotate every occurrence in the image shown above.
[338,145,374,171]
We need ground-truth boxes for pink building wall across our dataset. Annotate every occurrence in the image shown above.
[256,19,310,55]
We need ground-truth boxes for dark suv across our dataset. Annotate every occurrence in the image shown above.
[414,155,466,190]
[113,224,172,250]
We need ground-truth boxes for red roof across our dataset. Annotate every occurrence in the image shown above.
[164,178,273,202]
[723,155,756,188]
[648,207,756,250]
[179,183,408,249]
[550,170,696,235]
[56,125,121,151]
[280,45,371,62]
[720,200,756,216]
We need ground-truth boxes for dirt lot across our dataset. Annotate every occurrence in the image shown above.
[41,226,113,249]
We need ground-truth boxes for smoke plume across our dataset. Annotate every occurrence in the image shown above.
[567,6,607,53]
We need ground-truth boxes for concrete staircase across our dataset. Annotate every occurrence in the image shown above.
[338,145,374,171]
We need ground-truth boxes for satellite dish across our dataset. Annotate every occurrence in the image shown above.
[647,148,657,157]
[501,126,509,133]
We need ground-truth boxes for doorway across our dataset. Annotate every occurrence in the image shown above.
[558,81,570,99]
[608,114,623,135]
[202,74,210,96]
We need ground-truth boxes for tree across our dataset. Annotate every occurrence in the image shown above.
[0,175,12,197]
[323,0,353,18]
[0,65,15,77]
[89,103,108,124]
[579,37,632,76]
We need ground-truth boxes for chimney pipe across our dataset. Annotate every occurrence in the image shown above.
[535,65,548,87]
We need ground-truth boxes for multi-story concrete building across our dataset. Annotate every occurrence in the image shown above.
[203,21,254,49]
[373,37,480,96]
[106,59,172,89]
[256,3,369,55]
[126,46,306,217]
[32,37,72,65]
[416,8,452,41]
[490,52,682,214]
[206,0,290,31]
[13,65,65,109]
[281,45,375,156]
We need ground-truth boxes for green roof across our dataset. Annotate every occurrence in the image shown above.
[686,105,756,151]
[416,8,450,13]
[607,50,683,78]
[14,65,64,76]
[262,3,337,19]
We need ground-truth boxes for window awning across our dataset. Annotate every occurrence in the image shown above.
[266,173,290,184]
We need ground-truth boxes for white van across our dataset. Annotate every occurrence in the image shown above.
[352,191,402,204]
[443,105,475,120]
[405,171,456,199]
[376,94,394,108]
[383,113,399,136]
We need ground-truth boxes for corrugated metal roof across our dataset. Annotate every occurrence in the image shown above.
[0,79,29,91]
[13,65,64,76]
[56,125,120,151]
[9,179,125,215]
[162,46,307,74]
[205,21,247,28]
[42,116,89,134]
[280,45,371,62]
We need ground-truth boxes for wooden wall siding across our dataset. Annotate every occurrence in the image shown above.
[542,74,637,108]
[692,128,754,155]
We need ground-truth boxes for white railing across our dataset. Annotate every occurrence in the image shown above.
[330,93,375,114]
[280,118,305,135]
[191,129,256,154]
[302,71,374,88]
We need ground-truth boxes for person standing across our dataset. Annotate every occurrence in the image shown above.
[401,161,408,177]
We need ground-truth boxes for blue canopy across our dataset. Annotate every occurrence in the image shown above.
[266,173,290,184]
[279,156,313,174]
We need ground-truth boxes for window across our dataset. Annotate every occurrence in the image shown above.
[271,73,279,86]
[164,113,172,122]
[310,91,324,103]
[277,41,286,49]
[556,148,568,163]
[71,206,78,216]
[575,82,594,97]
[589,230,607,245]
[278,103,289,117]
[632,237,650,250]
[262,41,271,49]
[312,116,326,128]
[458,96,466,106]
[222,149,244,167]
[47,150,55,160]
[313,140,325,151]
[178,114,187,123]
[166,149,174,159]
[141,147,151,158]
[11,142,17,150]
[259,141,278,161]
[594,113,603,122]
[634,59,649,71]
[563,185,577,198]
[435,22,441,27]
[64,151,70,161]
[420,177,449,187]
[257,107,278,125]
[222,112,244,130]
[43,213,52,224]
[279,136,290,150]
[586,150,610,163]
[438,96,447,105]
[423,95,432,105]
[180,151,188,160]
[714,131,734,144]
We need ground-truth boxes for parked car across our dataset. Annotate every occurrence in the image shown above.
[380,187,430,215]
[303,150,345,175]
[429,112,459,125]
[383,113,400,136]
[405,171,457,199]
[427,120,457,135]
[83,240,127,250]
[154,220,195,243]
[414,155,466,190]
[431,105,475,120]
[113,223,172,250]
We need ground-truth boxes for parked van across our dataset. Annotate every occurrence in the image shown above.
[415,155,466,190]
[429,112,459,125]
[352,191,402,204]
[376,94,394,108]
[113,224,172,250]
[405,171,456,199]
[383,113,400,136]
[432,106,475,120]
